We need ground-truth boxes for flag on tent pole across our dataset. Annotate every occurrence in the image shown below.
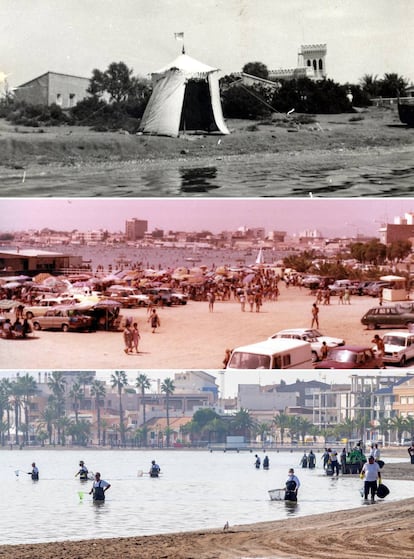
[174,32,185,54]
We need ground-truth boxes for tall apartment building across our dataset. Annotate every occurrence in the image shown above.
[125,218,148,241]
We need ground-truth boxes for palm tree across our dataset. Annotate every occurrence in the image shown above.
[111,370,128,445]
[39,405,56,445]
[69,382,83,425]
[231,408,255,441]
[379,73,409,98]
[161,377,175,447]
[47,372,67,445]
[90,380,106,446]
[78,371,94,399]
[378,417,392,446]
[256,422,271,445]
[273,412,291,445]
[391,416,409,445]
[136,373,152,445]
[0,379,12,445]
[359,73,380,97]
[10,379,24,445]
[15,374,37,444]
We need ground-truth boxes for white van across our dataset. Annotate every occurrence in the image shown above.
[226,338,313,370]
[382,331,414,366]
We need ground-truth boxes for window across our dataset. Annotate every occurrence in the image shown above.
[56,93,63,106]
[318,59,323,70]
[313,59,317,70]
[69,93,76,107]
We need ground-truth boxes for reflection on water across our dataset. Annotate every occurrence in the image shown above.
[1,149,413,197]
[0,449,412,545]
[179,166,219,193]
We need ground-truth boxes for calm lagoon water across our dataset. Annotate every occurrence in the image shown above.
[1,150,413,197]
[0,449,412,545]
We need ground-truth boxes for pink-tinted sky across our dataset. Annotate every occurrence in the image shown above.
[0,198,412,237]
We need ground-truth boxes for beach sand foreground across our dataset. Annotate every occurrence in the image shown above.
[0,282,409,370]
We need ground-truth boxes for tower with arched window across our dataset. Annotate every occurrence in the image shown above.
[299,44,327,80]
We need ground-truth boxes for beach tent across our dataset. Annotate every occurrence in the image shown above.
[139,53,230,137]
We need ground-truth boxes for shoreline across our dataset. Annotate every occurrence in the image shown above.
[0,106,413,174]
[1,488,413,558]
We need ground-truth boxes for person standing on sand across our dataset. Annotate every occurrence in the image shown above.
[207,290,215,312]
[222,348,232,368]
[131,322,141,353]
[239,292,246,312]
[311,303,319,328]
[372,334,385,368]
[343,287,351,304]
[148,309,160,333]
[123,323,132,354]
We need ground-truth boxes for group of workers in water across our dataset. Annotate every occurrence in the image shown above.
[24,458,161,502]
[278,441,390,503]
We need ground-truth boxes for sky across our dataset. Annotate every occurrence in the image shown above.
[0,198,412,237]
[1,0,413,90]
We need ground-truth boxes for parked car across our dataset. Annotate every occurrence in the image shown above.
[301,276,323,289]
[327,280,359,296]
[363,281,392,297]
[105,286,149,308]
[32,306,93,332]
[314,345,378,369]
[361,305,414,330]
[269,328,345,362]
[170,290,188,305]
[24,297,78,318]
[382,331,414,366]
[144,287,173,306]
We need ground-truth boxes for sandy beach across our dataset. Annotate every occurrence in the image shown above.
[1,282,411,370]
[1,458,413,559]
[1,106,413,197]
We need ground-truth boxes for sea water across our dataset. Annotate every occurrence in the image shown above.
[0,449,411,545]
[1,149,413,197]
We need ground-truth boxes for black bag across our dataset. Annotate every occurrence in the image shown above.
[410,454,414,465]
[377,483,390,499]
[377,460,385,469]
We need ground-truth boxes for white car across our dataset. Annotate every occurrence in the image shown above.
[269,328,345,362]
[382,331,414,366]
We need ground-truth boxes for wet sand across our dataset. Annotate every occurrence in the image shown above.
[1,459,413,559]
[0,282,408,369]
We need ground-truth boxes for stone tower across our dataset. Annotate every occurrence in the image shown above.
[298,44,327,80]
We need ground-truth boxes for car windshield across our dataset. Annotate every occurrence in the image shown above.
[383,336,405,347]
[327,349,357,363]
[228,352,271,369]
[308,329,322,337]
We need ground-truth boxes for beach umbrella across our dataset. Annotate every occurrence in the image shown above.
[243,273,256,284]
[2,281,22,289]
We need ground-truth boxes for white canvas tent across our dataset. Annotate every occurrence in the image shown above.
[139,53,230,137]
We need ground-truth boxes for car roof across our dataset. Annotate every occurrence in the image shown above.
[232,338,311,354]
[330,345,372,352]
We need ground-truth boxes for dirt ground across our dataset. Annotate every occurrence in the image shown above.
[1,282,412,372]
[0,105,413,177]
[1,458,413,559]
